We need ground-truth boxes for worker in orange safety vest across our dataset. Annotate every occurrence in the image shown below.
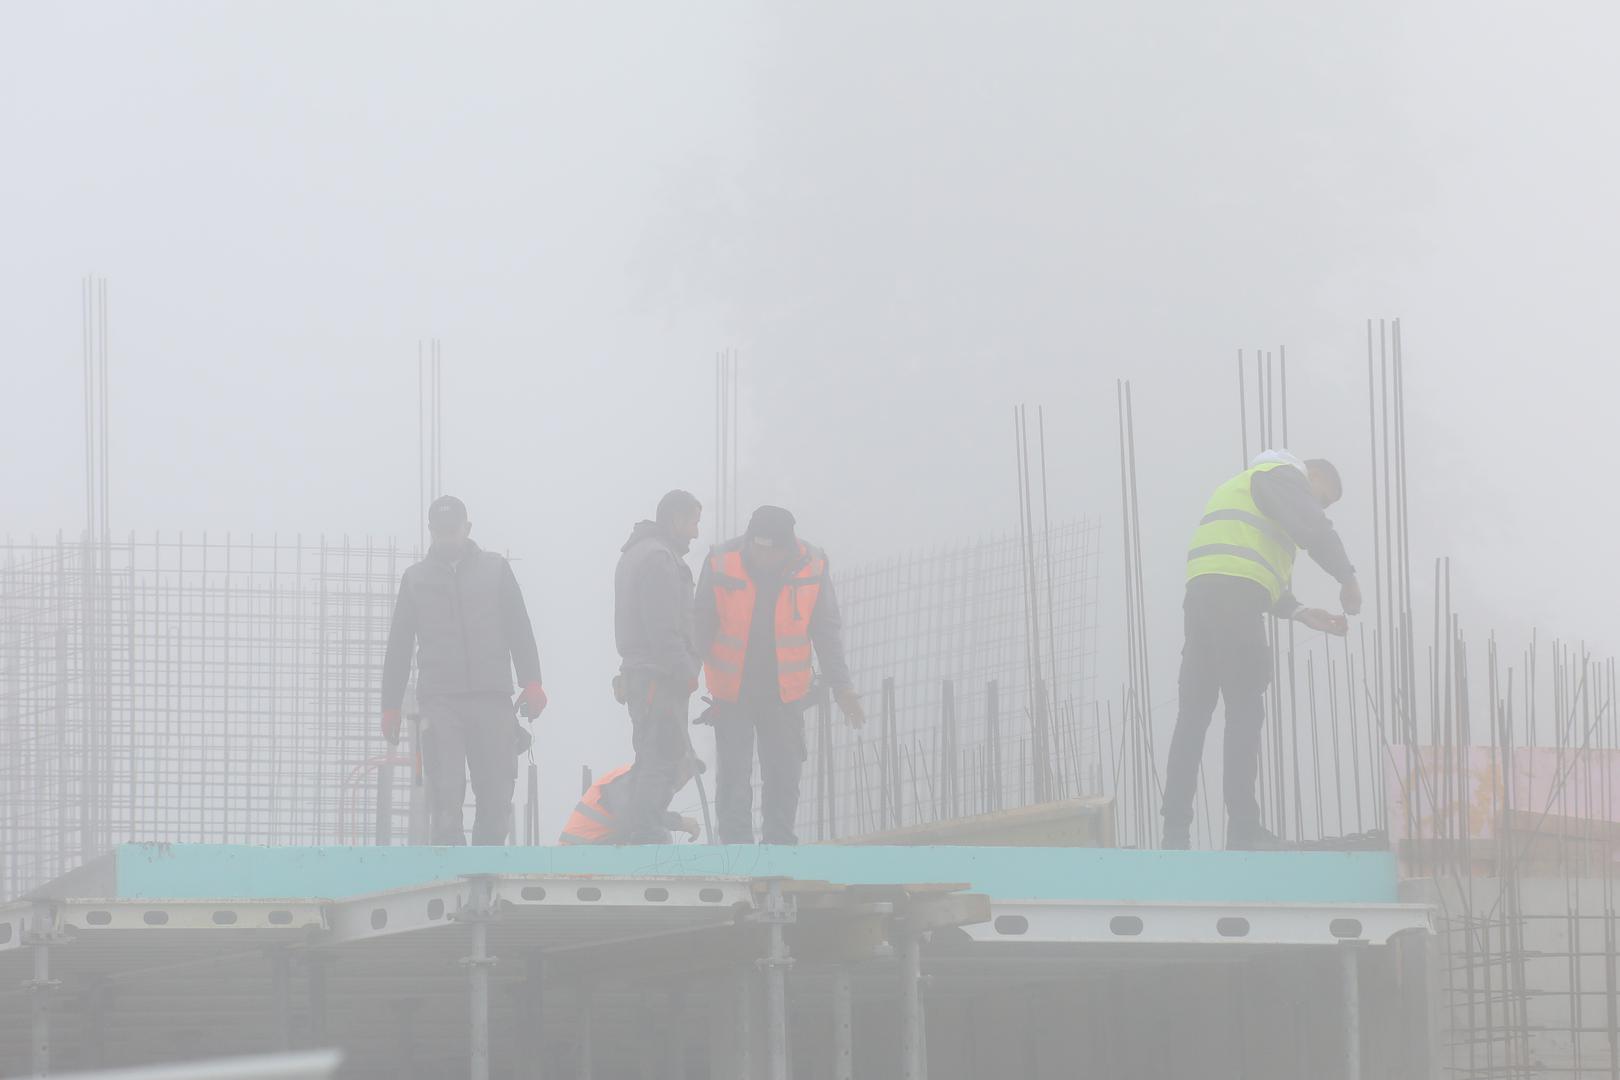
[559,756,704,844]
[695,505,863,844]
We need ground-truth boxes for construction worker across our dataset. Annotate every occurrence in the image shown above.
[613,490,704,843]
[696,505,864,844]
[559,756,704,844]
[1161,451,1361,850]
[380,495,546,845]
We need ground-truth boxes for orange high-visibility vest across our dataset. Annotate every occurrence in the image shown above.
[703,541,825,704]
[558,764,632,845]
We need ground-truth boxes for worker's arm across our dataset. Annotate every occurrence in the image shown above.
[693,555,718,668]
[380,573,417,712]
[1251,468,1356,583]
[808,570,854,691]
[498,559,544,689]
[638,553,701,685]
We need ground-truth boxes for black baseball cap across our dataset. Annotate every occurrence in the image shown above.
[428,495,468,531]
[746,505,796,547]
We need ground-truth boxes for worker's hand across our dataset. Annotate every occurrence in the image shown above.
[381,708,403,745]
[1294,608,1349,636]
[1340,577,1363,617]
[516,682,548,719]
[835,687,866,730]
[678,815,702,842]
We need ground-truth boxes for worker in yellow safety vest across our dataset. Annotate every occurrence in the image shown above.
[1161,451,1361,851]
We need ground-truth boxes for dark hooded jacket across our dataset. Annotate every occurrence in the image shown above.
[381,541,542,708]
[614,521,700,683]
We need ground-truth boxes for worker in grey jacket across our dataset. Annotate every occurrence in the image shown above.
[381,496,546,845]
[613,490,704,842]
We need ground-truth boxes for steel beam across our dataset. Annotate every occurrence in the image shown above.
[967,899,1432,947]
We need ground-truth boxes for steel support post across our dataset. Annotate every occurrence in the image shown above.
[84,979,110,1070]
[899,926,928,1080]
[462,877,499,1080]
[270,947,293,1052]
[733,967,753,1080]
[755,880,795,1080]
[26,907,61,1078]
[393,1000,420,1080]
[524,953,546,1080]
[306,953,331,1047]
[575,983,594,1080]
[666,988,688,1080]
[832,965,854,1080]
[638,994,659,1080]
[1341,943,1362,1080]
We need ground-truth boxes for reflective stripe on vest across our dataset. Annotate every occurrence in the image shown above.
[556,764,633,845]
[702,542,825,704]
[1185,462,1300,603]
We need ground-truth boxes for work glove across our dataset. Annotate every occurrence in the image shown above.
[1294,608,1349,637]
[611,673,627,705]
[516,682,547,719]
[381,708,403,746]
[834,687,866,730]
[678,815,702,842]
[1340,577,1363,617]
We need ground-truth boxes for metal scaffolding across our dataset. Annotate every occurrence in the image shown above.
[0,533,414,899]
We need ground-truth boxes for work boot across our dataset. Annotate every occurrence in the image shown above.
[1159,819,1198,854]
[1227,824,1286,851]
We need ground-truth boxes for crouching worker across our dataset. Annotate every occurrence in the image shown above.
[559,756,705,844]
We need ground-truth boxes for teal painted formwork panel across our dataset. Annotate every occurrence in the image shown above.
[110,844,1399,904]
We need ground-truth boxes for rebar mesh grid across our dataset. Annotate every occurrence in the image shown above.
[0,534,414,898]
[796,518,1101,840]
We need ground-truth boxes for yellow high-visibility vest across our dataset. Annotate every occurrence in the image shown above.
[1185,462,1299,603]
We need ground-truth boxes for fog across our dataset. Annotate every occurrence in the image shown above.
[4,2,1617,833]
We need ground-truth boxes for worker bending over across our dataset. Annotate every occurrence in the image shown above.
[613,489,704,843]
[380,496,547,845]
[696,505,863,844]
[1161,451,1360,850]
[559,757,704,844]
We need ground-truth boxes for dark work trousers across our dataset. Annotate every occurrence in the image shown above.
[714,696,807,844]
[421,693,517,845]
[623,670,694,843]
[1160,576,1274,838]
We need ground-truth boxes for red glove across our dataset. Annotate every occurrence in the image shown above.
[517,682,547,719]
[381,708,402,745]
